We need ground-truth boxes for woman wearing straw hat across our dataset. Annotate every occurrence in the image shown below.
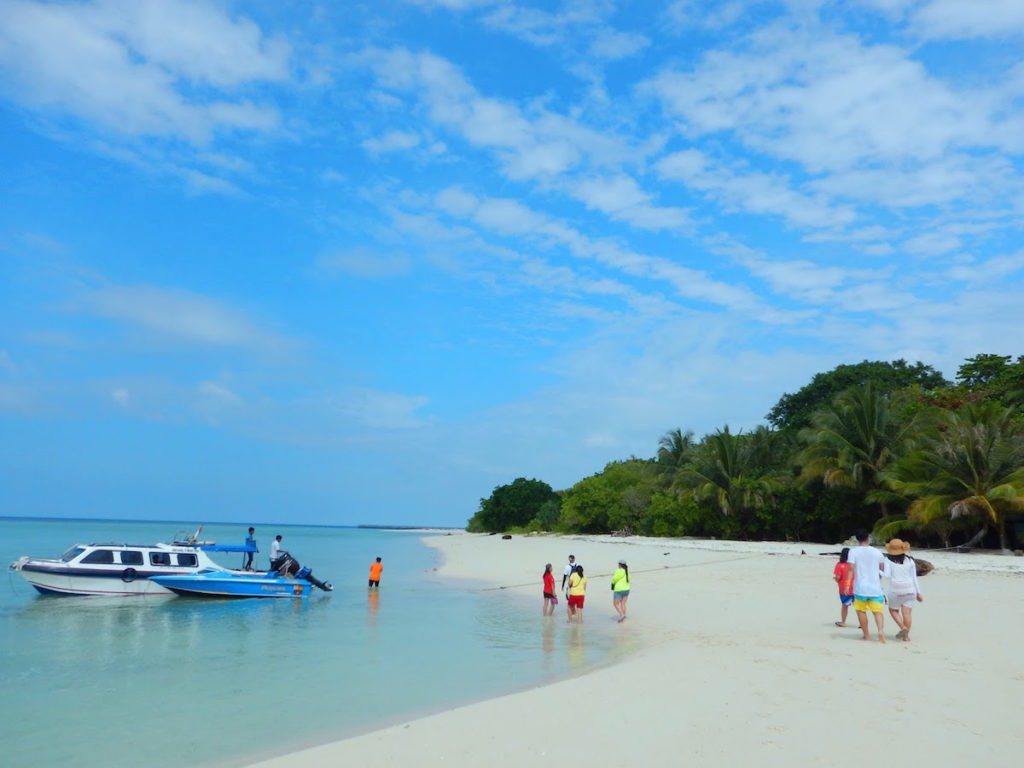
[884,539,924,641]
[611,558,630,623]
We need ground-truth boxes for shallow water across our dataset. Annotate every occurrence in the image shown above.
[1,519,628,767]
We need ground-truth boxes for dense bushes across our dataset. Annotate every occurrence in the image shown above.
[467,355,1024,549]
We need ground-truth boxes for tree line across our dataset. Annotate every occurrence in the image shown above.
[466,354,1024,550]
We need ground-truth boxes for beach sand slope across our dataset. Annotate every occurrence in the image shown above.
[249,534,1024,767]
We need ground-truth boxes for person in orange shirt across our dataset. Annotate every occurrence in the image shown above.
[368,557,383,589]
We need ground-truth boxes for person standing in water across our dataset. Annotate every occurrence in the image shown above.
[884,539,923,641]
[833,547,855,627]
[567,565,587,623]
[542,563,557,616]
[611,558,630,622]
[847,529,890,643]
[561,554,578,595]
[368,557,383,588]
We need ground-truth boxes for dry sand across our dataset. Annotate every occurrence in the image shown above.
[249,533,1024,767]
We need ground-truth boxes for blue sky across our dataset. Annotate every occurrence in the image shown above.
[1,0,1023,526]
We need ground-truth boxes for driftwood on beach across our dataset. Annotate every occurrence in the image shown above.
[819,551,934,577]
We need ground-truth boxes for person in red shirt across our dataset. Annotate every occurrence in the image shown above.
[542,563,557,616]
[368,557,383,589]
[833,547,855,627]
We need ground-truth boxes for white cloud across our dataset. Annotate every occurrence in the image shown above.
[641,25,1007,175]
[0,0,287,143]
[657,149,856,230]
[333,388,430,430]
[111,387,130,407]
[664,0,748,30]
[362,130,421,154]
[81,285,286,348]
[946,250,1024,283]
[367,48,638,182]
[316,248,411,278]
[195,381,243,422]
[911,0,1024,39]
[903,231,961,256]
[589,30,649,61]
[427,186,768,316]
[570,174,692,231]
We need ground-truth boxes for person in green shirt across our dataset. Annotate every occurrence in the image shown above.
[611,558,630,623]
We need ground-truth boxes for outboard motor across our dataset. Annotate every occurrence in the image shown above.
[269,551,333,592]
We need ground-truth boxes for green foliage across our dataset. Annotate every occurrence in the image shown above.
[956,354,1024,408]
[767,359,948,432]
[559,460,658,533]
[656,429,696,475]
[466,477,559,533]
[533,497,562,530]
[877,402,1024,550]
[798,381,913,506]
[956,354,1013,388]
[677,427,783,520]
[469,354,1024,550]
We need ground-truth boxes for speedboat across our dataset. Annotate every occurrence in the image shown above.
[8,527,255,597]
[151,551,332,598]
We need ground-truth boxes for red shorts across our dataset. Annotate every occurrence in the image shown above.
[568,594,585,609]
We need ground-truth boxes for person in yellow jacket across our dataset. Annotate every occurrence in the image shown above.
[611,558,630,623]
[567,565,587,623]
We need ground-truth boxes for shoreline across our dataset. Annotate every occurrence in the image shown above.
[246,532,1024,767]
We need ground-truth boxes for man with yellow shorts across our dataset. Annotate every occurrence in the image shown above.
[847,529,891,643]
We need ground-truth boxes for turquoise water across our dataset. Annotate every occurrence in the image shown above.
[1,519,627,768]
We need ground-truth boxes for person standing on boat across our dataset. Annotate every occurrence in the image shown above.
[270,534,282,566]
[244,527,257,571]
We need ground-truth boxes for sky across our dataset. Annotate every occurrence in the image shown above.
[1,0,1023,527]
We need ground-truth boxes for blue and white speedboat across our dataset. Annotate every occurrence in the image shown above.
[9,528,256,597]
[151,570,313,598]
[151,551,333,598]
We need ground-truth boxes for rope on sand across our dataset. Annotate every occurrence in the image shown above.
[479,552,766,592]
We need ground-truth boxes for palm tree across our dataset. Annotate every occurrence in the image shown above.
[657,428,695,476]
[878,402,1024,551]
[678,427,778,518]
[798,381,914,515]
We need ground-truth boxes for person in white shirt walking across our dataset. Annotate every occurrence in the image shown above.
[847,529,890,643]
[883,538,923,642]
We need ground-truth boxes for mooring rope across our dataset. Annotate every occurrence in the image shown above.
[479,552,767,592]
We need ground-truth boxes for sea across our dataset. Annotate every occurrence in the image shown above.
[1,518,630,768]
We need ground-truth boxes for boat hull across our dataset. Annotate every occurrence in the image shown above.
[151,573,313,598]
[16,565,181,596]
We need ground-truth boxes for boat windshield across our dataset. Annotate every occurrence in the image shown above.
[61,546,86,562]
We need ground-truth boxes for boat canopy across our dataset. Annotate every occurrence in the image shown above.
[199,543,257,553]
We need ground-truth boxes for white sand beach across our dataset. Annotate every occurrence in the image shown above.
[249,533,1024,767]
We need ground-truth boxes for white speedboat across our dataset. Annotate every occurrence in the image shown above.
[9,528,256,597]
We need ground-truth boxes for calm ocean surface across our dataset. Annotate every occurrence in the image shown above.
[1,519,630,768]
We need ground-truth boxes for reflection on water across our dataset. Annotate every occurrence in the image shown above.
[1,522,633,768]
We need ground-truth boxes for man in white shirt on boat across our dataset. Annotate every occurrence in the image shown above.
[270,535,282,567]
